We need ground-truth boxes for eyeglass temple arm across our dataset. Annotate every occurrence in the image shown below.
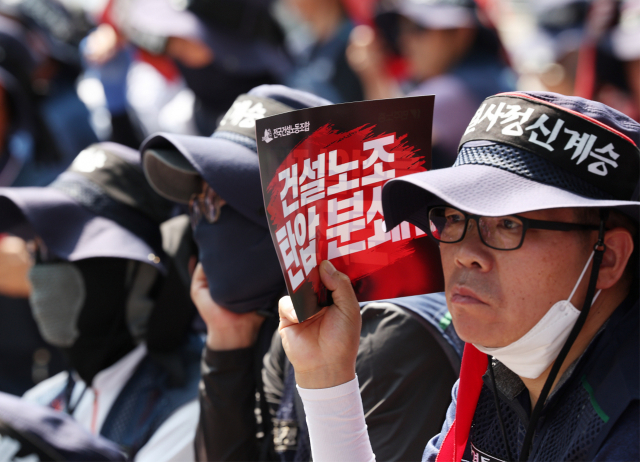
[524,218,600,232]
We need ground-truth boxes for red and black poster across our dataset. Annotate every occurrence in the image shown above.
[256,96,444,321]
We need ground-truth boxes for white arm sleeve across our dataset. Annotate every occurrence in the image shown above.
[297,376,376,462]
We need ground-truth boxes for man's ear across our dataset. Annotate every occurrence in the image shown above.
[596,227,635,290]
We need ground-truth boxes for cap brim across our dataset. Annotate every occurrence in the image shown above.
[382,164,640,231]
[381,4,476,30]
[0,188,166,271]
[141,132,268,228]
[143,148,201,204]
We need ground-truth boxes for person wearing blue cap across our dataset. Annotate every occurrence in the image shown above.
[278,92,639,461]
[140,84,465,461]
[0,142,203,461]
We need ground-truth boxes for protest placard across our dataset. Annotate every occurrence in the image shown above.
[257,96,444,321]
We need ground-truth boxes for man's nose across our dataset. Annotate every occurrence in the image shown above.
[453,219,493,270]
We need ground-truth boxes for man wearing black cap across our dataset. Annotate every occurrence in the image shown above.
[0,142,202,461]
[140,84,465,461]
[278,92,639,461]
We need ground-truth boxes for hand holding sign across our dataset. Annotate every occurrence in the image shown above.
[278,260,361,389]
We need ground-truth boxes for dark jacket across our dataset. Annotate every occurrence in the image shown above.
[196,293,462,462]
[423,287,639,462]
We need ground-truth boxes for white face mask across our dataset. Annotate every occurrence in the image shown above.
[474,251,601,379]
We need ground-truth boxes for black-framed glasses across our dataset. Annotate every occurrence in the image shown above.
[427,206,600,251]
[188,182,223,229]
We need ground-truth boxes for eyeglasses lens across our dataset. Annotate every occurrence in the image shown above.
[428,207,524,250]
[429,207,464,242]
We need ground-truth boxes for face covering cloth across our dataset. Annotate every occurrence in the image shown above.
[474,251,602,379]
[29,258,137,385]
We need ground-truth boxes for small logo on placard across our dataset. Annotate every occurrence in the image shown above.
[262,128,273,144]
[269,122,310,141]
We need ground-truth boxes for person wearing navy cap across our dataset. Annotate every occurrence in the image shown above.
[0,142,202,462]
[278,92,639,462]
[140,84,465,461]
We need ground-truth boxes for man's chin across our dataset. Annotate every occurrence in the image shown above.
[449,310,505,347]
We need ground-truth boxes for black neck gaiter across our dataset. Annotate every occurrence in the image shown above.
[61,258,136,386]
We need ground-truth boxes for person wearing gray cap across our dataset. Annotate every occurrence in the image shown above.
[140,85,465,461]
[0,142,202,462]
[278,92,639,461]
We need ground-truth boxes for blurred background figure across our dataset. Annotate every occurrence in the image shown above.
[514,0,639,120]
[518,0,591,98]
[277,0,364,102]
[609,0,640,116]
[80,0,290,143]
[0,142,201,461]
[345,0,515,168]
[0,3,96,187]
[0,0,99,396]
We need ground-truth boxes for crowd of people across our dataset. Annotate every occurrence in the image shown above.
[0,0,638,460]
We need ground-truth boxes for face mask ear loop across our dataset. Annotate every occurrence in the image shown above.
[567,251,595,305]
[519,211,608,461]
[488,356,514,462]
